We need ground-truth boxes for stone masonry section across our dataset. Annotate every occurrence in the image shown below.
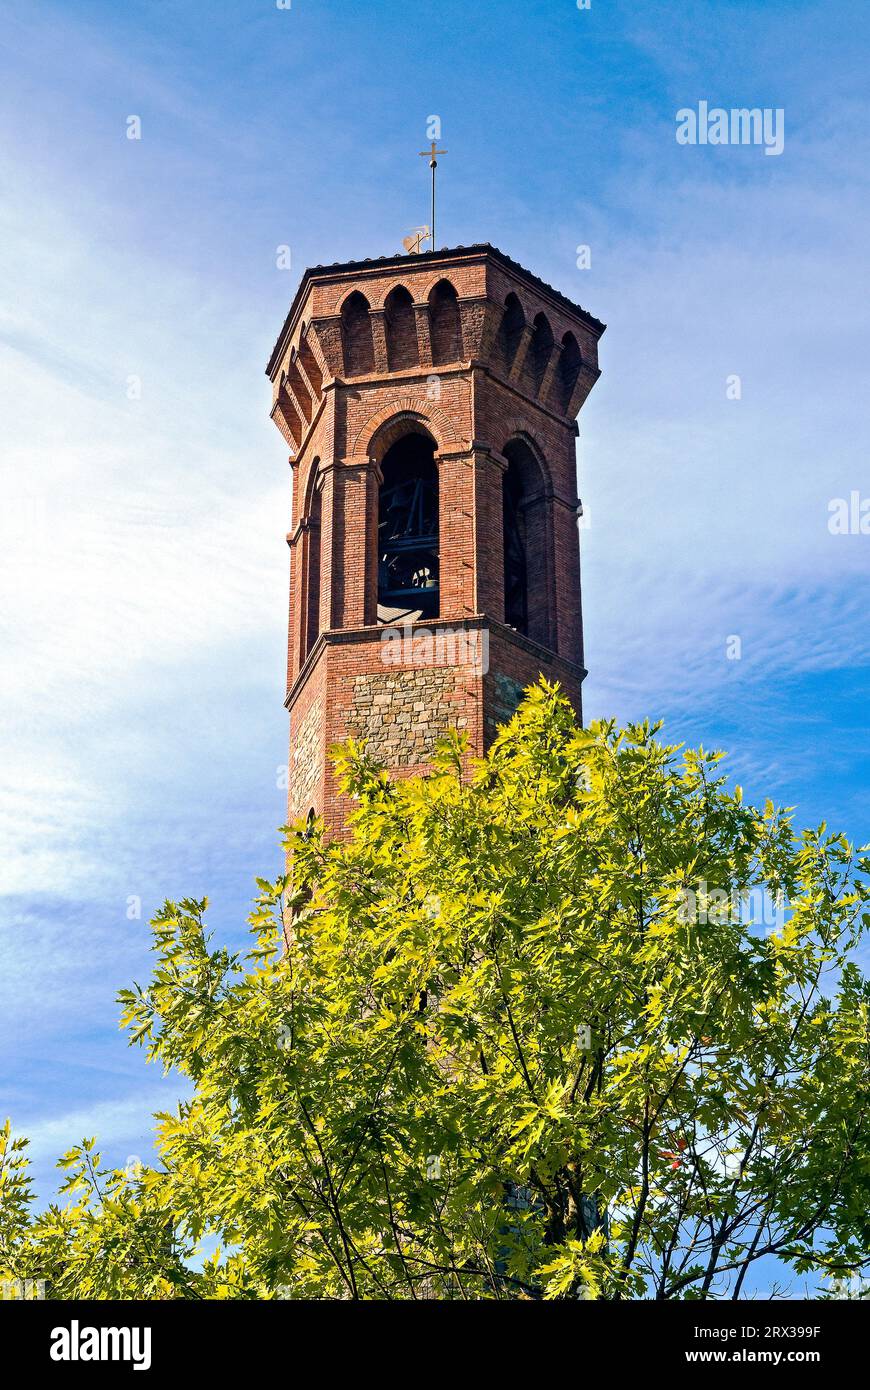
[347,670,468,769]
[288,696,322,820]
[267,242,605,837]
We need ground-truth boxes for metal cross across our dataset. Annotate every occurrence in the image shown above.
[418,141,447,250]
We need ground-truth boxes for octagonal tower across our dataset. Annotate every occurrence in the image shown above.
[265,243,605,833]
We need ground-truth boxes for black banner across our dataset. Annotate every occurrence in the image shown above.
[1,1296,864,1377]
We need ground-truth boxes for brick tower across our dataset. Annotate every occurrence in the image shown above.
[265,244,604,833]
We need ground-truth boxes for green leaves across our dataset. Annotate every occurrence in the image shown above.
[3,681,868,1299]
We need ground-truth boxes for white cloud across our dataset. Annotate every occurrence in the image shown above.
[15,1090,178,1167]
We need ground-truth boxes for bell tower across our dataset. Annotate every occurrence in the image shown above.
[266,243,605,833]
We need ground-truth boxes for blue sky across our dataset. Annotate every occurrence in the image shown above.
[1,0,868,1293]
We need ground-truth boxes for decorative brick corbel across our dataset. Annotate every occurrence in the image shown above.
[538,340,563,409]
[565,360,602,420]
[508,322,535,385]
[309,314,345,379]
[412,302,433,368]
[369,308,389,374]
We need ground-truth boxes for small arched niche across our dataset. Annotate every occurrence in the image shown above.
[558,332,582,413]
[377,430,439,624]
[340,291,374,376]
[428,279,462,365]
[499,293,525,373]
[385,285,418,371]
[529,313,554,396]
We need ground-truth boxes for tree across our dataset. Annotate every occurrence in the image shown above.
[2,682,869,1299]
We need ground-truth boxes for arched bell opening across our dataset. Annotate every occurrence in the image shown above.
[501,438,555,651]
[502,461,528,635]
[377,432,439,624]
[301,466,322,663]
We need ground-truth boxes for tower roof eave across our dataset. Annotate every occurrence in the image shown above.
[265,242,606,379]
